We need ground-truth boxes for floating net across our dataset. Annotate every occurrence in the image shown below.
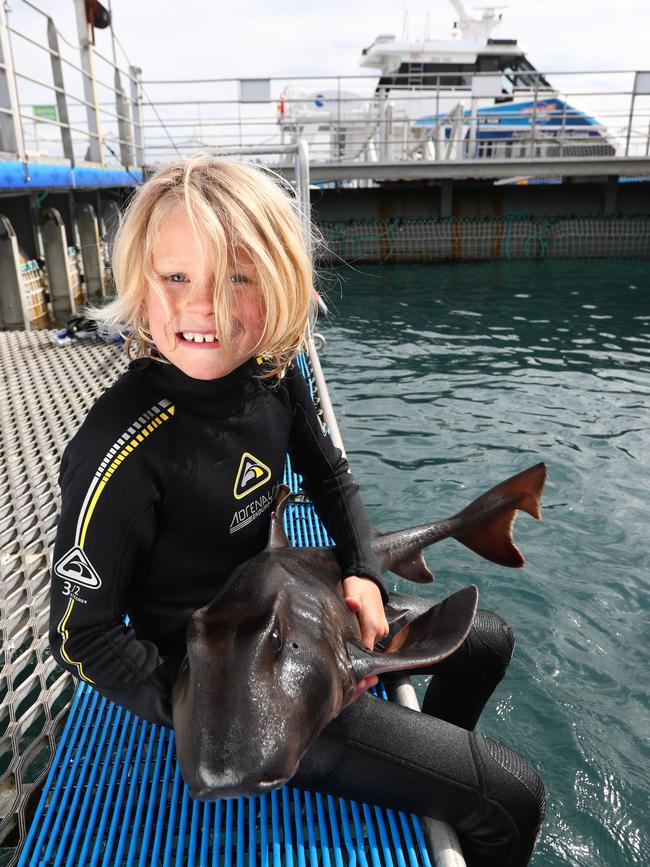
[318,214,650,263]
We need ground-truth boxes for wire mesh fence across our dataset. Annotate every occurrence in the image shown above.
[318,213,650,263]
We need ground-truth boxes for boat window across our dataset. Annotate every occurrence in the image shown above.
[376,55,551,93]
[502,56,551,90]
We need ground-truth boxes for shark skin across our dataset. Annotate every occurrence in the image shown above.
[172,462,546,800]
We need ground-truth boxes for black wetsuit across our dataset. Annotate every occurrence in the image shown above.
[49,357,545,867]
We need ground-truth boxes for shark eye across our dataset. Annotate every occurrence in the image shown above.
[270,626,283,653]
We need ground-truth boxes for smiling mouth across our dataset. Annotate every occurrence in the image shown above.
[176,331,221,348]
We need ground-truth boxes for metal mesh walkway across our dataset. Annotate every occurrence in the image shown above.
[0,333,441,867]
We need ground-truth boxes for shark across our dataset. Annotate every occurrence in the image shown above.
[172,462,546,800]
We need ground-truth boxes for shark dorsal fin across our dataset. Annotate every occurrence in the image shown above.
[266,484,291,549]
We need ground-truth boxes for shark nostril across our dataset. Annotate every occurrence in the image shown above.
[291,641,299,649]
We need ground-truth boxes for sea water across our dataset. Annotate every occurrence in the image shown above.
[317,259,649,867]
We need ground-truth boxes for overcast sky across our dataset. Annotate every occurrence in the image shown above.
[102,0,647,79]
[10,0,647,81]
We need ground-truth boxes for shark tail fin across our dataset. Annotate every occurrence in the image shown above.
[451,463,546,567]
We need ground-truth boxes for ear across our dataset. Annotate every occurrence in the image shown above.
[266,484,292,549]
[347,585,478,679]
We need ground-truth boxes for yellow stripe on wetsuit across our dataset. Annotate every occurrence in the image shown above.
[58,598,95,683]
[59,401,175,683]
[78,405,175,548]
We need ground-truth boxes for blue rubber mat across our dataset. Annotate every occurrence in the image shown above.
[16,354,435,867]
[17,674,433,867]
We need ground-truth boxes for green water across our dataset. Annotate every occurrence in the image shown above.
[317,259,650,867]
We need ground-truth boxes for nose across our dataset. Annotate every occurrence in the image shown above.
[184,279,214,315]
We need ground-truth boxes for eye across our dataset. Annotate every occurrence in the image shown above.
[229,274,249,284]
[166,273,188,284]
[270,626,283,653]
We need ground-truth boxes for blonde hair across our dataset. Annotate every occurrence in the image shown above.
[91,154,315,379]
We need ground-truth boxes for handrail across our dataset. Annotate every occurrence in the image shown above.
[142,68,647,85]
[0,1,144,168]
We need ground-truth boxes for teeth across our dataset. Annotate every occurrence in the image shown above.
[182,332,218,343]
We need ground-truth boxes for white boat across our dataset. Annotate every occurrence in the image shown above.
[278,0,615,163]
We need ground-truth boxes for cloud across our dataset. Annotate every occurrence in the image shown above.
[106,0,648,79]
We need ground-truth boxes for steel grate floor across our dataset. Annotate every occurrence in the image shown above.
[0,332,441,867]
[0,332,127,864]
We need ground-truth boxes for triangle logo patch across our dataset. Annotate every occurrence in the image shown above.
[54,546,102,589]
[234,452,272,500]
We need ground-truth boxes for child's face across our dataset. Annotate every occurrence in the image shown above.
[147,209,265,381]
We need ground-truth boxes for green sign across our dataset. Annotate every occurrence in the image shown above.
[33,104,58,122]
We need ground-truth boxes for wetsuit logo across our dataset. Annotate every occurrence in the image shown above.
[230,489,274,535]
[234,452,272,500]
[54,546,102,590]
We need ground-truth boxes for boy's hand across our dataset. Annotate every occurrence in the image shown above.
[342,575,389,703]
[342,574,389,650]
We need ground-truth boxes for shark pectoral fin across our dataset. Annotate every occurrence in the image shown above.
[452,463,546,568]
[348,585,478,680]
[382,591,440,642]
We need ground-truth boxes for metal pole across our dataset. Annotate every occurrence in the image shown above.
[379,90,388,161]
[434,75,440,160]
[306,336,345,456]
[0,3,26,158]
[0,215,30,327]
[129,65,144,167]
[73,0,104,164]
[114,67,133,166]
[625,93,635,156]
[530,76,539,159]
[468,96,477,159]
[47,17,75,163]
[107,0,118,67]
[337,76,341,163]
[295,138,311,255]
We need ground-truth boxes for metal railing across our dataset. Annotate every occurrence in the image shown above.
[137,69,650,170]
[0,3,648,178]
[0,0,141,168]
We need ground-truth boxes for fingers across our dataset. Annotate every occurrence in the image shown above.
[345,596,388,649]
[343,595,362,613]
[361,616,389,652]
